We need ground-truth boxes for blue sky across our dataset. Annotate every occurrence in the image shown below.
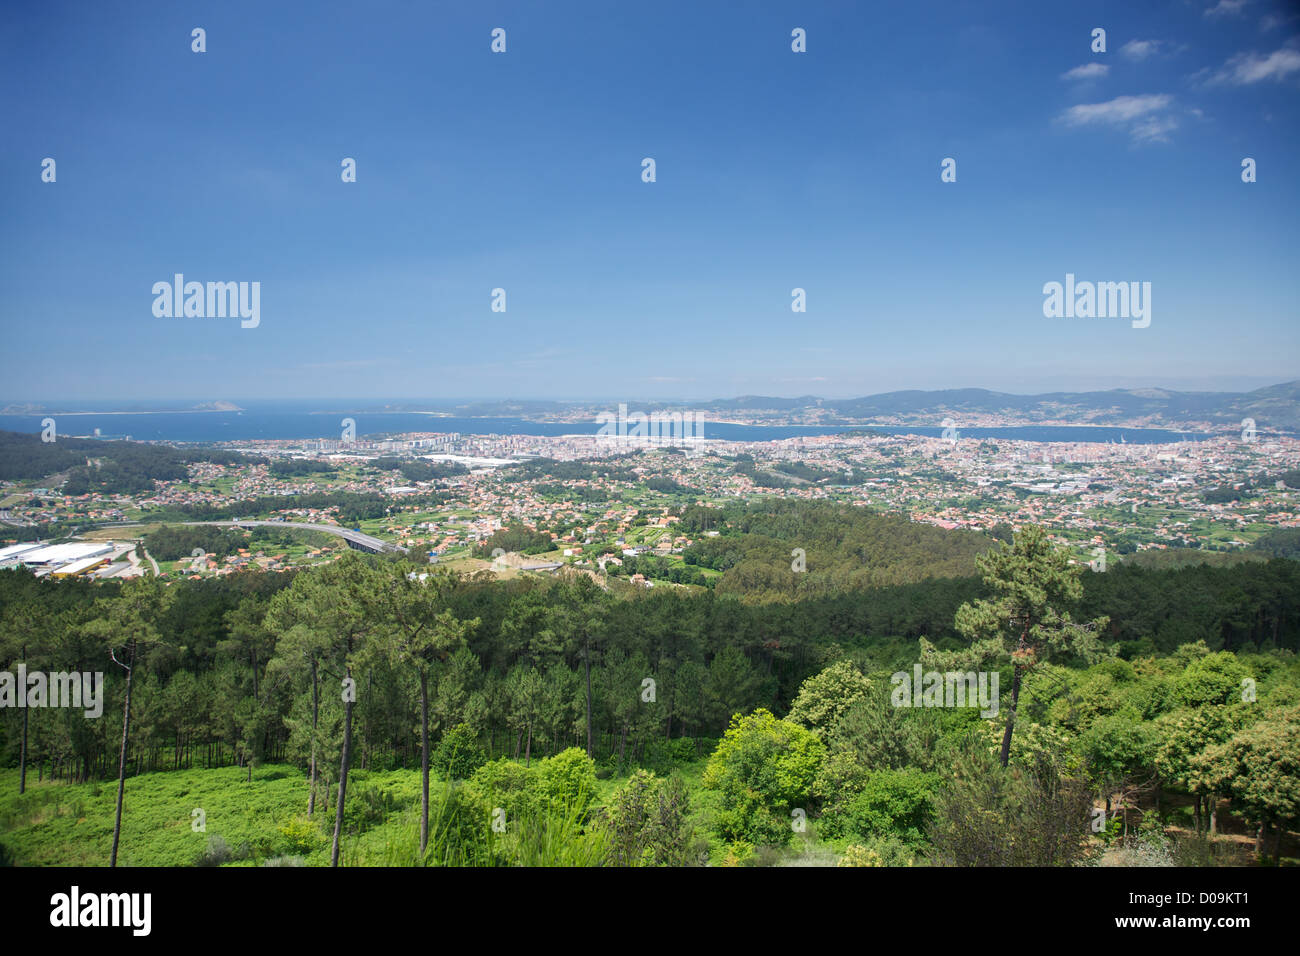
[2,0,1297,403]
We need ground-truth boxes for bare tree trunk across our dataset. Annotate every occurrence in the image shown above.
[18,645,27,795]
[999,664,1022,768]
[110,640,136,868]
[308,659,319,817]
[584,643,593,758]
[420,668,430,857]
[19,701,27,795]
[331,675,354,868]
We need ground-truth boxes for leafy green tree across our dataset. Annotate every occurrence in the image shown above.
[265,551,385,866]
[1194,706,1300,863]
[506,665,546,765]
[82,575,172,867]
[787,660,872,738]
[703,708,825,847]
[555,577,606,757]
[0,601,61,793]
[934,525,1110,767]
[828,681,955,774]
[1174,651,1250,707]
[1075,713,1156,838]
[371,564,477,856]
[1153,705,1250,835]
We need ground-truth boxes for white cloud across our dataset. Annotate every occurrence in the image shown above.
[1058,94,1178,143]
[1209,48,1300,84]
[1130,116,1179,143]
[1205,0,1249,17]
[1060,93,1172,125]
[1061,63,1109,81]
[1121,40,1162,61]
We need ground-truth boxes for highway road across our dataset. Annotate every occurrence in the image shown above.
[78,519,405,555]
[199,520,404,554]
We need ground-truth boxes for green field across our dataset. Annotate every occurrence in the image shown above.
[0,760,729,868]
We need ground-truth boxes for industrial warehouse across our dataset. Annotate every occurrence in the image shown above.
[0,541,137,579]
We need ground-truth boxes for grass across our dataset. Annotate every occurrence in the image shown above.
[0,765,314,866]
[0,756,725,867]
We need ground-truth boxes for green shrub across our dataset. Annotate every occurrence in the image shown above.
[537,748,598,817]
[466,758,540,824]
[603,770,703,866]
[841,768,940,847]
[431,724,488,781]
[275,816,324,856]
[703,709,825,847]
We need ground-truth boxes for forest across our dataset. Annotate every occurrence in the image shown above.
[145,490,441,527]
[0,429,260,494]
[2,512,1298,867]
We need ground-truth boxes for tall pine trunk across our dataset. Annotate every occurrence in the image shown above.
[308,659,319,817]
[18,645,26,795]
[584,643,593,758]
[419,668,430,857]
[110,640,136,868]
[331,672,354,868]
[999,663,1022,768]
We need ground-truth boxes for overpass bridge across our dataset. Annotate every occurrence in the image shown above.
[86,519,405,555]
[202,520,405,554]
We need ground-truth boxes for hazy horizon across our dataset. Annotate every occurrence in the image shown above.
[4,375,1298,409]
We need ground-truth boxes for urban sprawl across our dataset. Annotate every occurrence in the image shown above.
[2,426,1296,583]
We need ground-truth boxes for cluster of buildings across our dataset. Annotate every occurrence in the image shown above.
[0,541,137,579]
[3,423,1297,586]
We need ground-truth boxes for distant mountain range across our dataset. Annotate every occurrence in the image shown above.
[696,381,1300,431]
[5,383,1297,432]
[0,400,243,415]
[406,381,1300,432]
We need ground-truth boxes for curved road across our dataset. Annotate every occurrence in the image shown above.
[199,520,403,554]
[92,519,405,555]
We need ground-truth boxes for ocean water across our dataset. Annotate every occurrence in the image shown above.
[0,402,1210,445]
